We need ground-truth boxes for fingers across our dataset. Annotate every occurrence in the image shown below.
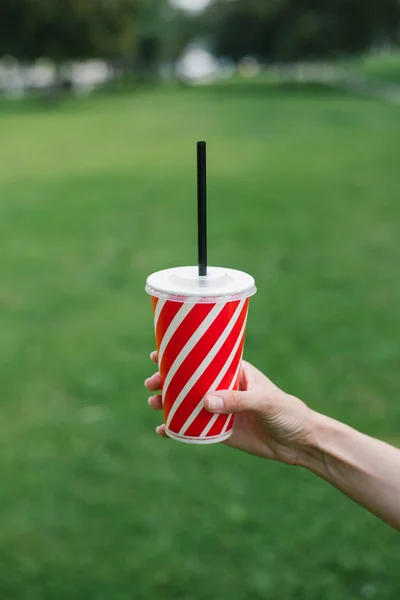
[148,394,163,410]
[144,372,162,392]
[147,354,167,438]
[204,388,264,415]
[156,424,169,438]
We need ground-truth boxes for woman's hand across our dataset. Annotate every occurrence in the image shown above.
[145,351,314,465]
[146,352,400,530]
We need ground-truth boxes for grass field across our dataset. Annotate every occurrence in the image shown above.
[0,84,399,599]
[360,52,400,85]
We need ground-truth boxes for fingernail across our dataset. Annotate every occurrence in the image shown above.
[206,395,224,411]
[148,397,153,406]
[144,378,149,388]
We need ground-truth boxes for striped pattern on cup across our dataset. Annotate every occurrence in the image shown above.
[151,296,249,444]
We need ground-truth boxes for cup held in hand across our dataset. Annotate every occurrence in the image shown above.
[146,266,256,445]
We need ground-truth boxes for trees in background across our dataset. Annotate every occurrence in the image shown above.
[0,0,141,62]
[134,0,202,77]
[0,0,399,75]
[0,0,196,84]
[206,0,400,62]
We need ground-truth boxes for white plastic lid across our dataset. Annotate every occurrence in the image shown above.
[146,266,256,304]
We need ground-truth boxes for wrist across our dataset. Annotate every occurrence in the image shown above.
[295,410,341,478]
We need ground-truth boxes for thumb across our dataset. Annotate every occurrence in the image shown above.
[204,389,263,415]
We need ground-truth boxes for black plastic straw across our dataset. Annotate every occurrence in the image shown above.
[197,141,207,277]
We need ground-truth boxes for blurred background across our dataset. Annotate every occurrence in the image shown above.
[1,1,400,598]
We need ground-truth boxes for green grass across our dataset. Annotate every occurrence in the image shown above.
[0,84,399,599]
[359,52,400,85]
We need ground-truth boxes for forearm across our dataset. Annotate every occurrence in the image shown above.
[300,412,400,531]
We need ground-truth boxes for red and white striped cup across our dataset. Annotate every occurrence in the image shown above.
[146,266,256,444]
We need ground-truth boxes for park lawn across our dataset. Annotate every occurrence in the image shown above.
[360,52,400,85]
[0,84,399,599]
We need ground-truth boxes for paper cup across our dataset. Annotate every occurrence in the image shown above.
[146,266,256,444]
